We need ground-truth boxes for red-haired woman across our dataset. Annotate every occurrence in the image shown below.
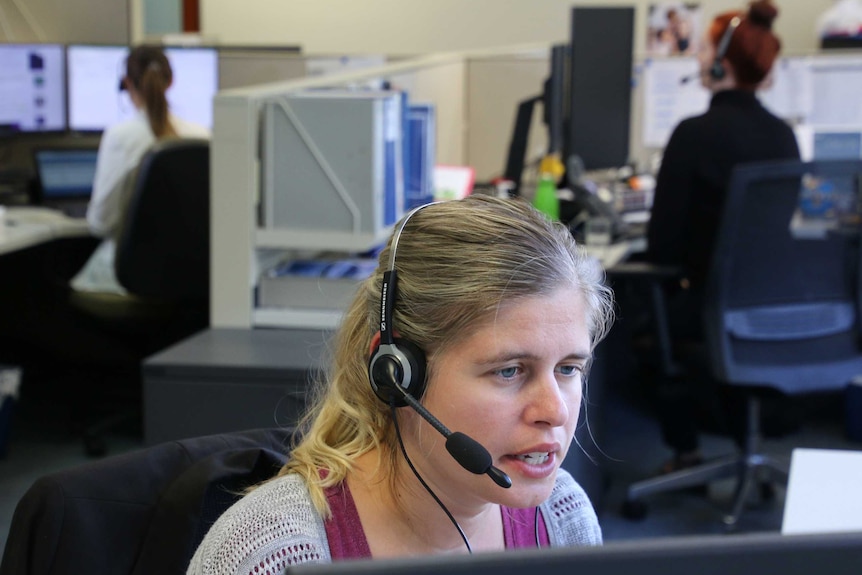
[645,0,800,472]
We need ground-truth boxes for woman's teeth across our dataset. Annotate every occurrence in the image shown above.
[516,452,550,465]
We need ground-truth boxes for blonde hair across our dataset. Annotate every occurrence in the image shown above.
[280,195,615,516]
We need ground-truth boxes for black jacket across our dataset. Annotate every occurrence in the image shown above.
[646,89,800,289]
[0,428,293,575]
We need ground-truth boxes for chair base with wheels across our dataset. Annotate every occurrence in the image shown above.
[66,291,208,456]
[621,395,789,528]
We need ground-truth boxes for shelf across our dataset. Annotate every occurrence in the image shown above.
[256,226,392,252]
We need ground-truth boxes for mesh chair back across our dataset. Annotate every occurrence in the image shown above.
[704,159,862,393]
[115,139,210,301]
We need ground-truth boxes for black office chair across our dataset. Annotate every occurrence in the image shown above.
[621,159,862,528]
[66,138,211,455]
[0,427,294,575]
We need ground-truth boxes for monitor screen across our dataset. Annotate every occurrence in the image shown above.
[567,7,634,171]
[67,45,218,132]
[284,531,862,575]
[33,148,99,200]
[814,131,862,160]
[0,44,66,133]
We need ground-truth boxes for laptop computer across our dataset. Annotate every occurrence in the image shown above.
[32,147,99,218]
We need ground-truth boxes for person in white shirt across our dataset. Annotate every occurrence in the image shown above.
[817,0,862,39]
[72,45,210,295]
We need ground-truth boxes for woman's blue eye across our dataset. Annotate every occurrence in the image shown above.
[558,365,581,376]
[498,366,518,378]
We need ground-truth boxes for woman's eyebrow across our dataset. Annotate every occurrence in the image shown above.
[475,350,592,366]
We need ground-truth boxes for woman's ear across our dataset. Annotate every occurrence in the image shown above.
[369,331,382,357]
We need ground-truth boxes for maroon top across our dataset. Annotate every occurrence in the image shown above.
[323,480,550,560]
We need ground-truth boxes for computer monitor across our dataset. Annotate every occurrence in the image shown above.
[33,148,98,199]
[502,44,566,197]
[285,531,862,575]
[32,147,99,217]
[545,44,567,157]
[794,125,862,163]
[0,43,66,133]
[67,45,218,132]
[566,7,634,172]
[814,130,862,160]
[162,46,219,129]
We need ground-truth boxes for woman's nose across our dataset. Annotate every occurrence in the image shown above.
[527,372,572,427]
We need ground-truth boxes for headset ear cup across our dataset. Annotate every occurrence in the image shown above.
[368,338,428,407]
[395,338,427,400]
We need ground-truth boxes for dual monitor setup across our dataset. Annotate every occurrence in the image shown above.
[0,43,219,135]
[503,7,635,242]
[504,7,634,197]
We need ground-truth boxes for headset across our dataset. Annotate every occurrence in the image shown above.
[366,202,513,491]
[710,15,742,81]
[367,203,431,406]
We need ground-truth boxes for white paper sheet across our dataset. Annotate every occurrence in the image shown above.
[642,57,710,148]
[782,448,862,535]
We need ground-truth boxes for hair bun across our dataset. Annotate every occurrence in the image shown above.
[747,0,778,29]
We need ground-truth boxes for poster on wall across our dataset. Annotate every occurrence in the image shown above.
[646,3,704,57]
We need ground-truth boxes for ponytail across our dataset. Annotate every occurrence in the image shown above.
[125,46,177,139]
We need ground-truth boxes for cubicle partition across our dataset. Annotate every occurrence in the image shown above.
[210,44,552,330]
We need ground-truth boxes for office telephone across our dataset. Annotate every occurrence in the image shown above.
[560,181,628,243]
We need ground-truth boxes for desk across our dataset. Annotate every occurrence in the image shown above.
[583,236,647,269]
[143,327,333,445]
[0,207,90,255]
[0,220,53,255]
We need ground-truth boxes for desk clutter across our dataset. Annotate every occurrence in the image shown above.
[0,206,90,256]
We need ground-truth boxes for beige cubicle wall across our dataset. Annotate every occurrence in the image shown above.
[0,0,129,44]
[218,48,307,90]
[219,50,396,91]
[465,50,551,183]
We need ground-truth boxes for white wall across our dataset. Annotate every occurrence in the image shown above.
[201,0,833,56]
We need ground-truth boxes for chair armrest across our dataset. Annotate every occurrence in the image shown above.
[604,262,685,378]
[605,262,684,281]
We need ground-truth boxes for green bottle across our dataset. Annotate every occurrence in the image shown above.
[532,154,563,220]
[533,175,559,220]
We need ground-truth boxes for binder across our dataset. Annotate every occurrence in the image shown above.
[405,103,436,209]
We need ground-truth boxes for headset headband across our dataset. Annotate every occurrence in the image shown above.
[378,202,438,345]
[716,16,741,61]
